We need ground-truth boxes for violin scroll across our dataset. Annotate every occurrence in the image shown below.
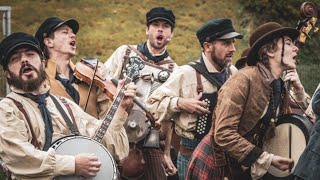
[296,2,319,47]
[300,2,318,18]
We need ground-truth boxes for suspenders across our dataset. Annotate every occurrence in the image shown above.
[6,95,79,149]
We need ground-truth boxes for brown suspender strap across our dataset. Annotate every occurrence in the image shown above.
[120,47,132,79]
[127,45,149,62]
[195,71,203,94]
[127,45,174,72]
[58,97,78,130]
[6,97,41,149]
[49,95,80,135]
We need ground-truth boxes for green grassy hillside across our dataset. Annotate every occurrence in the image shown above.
[0,0,246,64]
[0,0,251,99]
[0,1,319,179]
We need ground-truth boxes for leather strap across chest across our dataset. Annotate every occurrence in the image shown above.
[6,95,80,150]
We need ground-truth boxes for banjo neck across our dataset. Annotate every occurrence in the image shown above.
[93,77,132,143]
[92,56,144,143]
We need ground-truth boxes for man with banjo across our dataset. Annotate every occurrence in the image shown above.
[0,32,136,179]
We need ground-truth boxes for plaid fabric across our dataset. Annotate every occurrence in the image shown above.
[142,148,167,180]
[178,137,201,179]
[186,134,230,180]
[186,134,252,180]
[178,153,191,180]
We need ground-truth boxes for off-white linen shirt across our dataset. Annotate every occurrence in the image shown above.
[0,84,129,179]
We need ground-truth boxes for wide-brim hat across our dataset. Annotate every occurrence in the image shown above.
[0,32,42,68]
[35,17,79,50]
[247,22,299,66]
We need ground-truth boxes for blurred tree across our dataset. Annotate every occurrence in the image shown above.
[239,0,320,94]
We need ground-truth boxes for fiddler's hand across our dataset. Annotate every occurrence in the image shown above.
[117,80,137,112]
[177,92,210,115]
[284,69,303,92]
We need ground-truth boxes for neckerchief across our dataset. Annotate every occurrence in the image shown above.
[20,91,53,151]
[137,42,169,63]
[55,69,80,104]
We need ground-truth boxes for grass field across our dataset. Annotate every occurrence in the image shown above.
[0,0,247,64]
[0,1,319,178]
[0,0,250,98]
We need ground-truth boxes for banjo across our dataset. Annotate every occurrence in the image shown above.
[51,56,144,180]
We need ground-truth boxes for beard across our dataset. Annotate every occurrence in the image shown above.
[211,48,232,70]
[7,63,47,92]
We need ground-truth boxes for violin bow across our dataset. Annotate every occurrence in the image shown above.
[84,58,99,112]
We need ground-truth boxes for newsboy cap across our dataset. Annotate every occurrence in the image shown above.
[146,7,175,27]
[246,22,299,66]
[196,18,243,47]
[0,32,42,68]
[35,17,79,51]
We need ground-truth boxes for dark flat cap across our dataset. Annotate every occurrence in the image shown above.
[196,18,243,47]
[146,7,175,27]
[35,17,79,50]
[0,32,42,68]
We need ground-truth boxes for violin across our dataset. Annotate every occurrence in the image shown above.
[74,57,160,130]
[74,57,117,102]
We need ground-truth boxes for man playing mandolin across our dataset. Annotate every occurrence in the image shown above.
[0,32,136,179]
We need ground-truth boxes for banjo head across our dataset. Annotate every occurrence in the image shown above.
[263,114,313,179]
[52,136,118,180]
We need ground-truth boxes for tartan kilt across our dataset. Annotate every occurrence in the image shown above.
[186,134,252,180]
[186,134,232,180]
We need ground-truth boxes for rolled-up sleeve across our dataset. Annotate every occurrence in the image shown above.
[146,67,186,122]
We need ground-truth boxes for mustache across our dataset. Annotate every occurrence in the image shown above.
[19,63,36,76]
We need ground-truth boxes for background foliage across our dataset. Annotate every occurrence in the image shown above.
[0,0,319,96]
[0,0,319,179]
[1,0,246,97]
[239,0,320,95]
